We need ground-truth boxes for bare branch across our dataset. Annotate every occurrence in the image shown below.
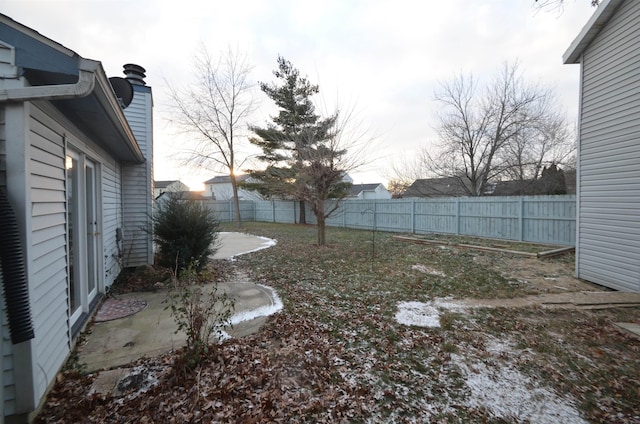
[165,44,257,225]
[425,61,574,196]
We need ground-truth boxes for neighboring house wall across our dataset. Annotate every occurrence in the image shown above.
[153,180,188,198]
[122,81,154,267]
[362,185,391,200]
[564,0,640,291]
[205,176,263,201]
[348,184,392,200]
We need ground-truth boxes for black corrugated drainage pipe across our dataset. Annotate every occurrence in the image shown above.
[0,188,34,344]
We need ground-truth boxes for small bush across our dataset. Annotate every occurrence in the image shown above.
[165,265,234,370]
[153,194,219,272]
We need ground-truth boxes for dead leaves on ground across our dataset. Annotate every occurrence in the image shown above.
[37,314,373,423]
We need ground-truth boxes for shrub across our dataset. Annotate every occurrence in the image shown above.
[165,265,234,370]
[153,194,219,272]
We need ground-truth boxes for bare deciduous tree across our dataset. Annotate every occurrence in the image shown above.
[497,114,575,183]
[533,0,599,11]
[167,45,255,226]
[385,151,431,197]
[425,62,573,196]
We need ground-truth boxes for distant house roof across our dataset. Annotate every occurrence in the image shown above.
[204,174,251,184]
[492,180,537,196]
[405,168,575,198]
[563,0,624,64]
[154,180,179,189]
[348,183,382,197]
[156,191,206,201]
[404,177,471,198]
[491,166,574,196]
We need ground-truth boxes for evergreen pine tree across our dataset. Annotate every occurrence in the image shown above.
[248,56,338,224]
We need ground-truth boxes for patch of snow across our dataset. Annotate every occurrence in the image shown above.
[218,330,231,342]
[217,284,283,343]
[219,232,277,258]
[456,357,587,423]
[411,264,446,277]
[452,336,587,423]
[229,284,283,326]
[484,337,514,356]
[395,299,466,328]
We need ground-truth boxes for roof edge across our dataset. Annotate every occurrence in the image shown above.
[563,0,625,64]
[92,61,145,163]
[0,13,76,59]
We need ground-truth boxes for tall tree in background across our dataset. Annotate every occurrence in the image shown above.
[167,46,255,227]
[248,56,356,245]
[248,56,336,225]
[424,62,572,195]
[496,113,575,183]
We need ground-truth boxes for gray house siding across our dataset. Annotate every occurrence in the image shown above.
[2,16,154,420]
[27,105,70,404]
[1,97,141,416]
[0,106,4,187]
[575,0,640,291]
[0,105,12,419]
[122,85,153,267]
[103,161,123,287]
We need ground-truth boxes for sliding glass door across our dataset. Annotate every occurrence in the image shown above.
[66,151,100,327]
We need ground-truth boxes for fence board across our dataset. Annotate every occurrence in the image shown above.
[201,195,576,246]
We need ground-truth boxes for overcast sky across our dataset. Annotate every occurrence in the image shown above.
[3,0,597,190]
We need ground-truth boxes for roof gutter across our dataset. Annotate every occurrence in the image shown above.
[92,66,145,163]
[563,0,624,64]
[0,57,97,102]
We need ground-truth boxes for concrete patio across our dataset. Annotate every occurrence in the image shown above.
[77,232,279,373]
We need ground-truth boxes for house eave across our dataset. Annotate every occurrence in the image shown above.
[563,0,625,64]
[0,14,145,164]
[46,63,144,164]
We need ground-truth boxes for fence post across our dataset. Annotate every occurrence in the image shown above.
[411,199,415,234]
[293,201,297,224]
[272,200,276,223]
[519,197,525,241]
[373,201,377,231]
[343,202,346,228]
[455,198,460,235]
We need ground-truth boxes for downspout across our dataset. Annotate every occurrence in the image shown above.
[0,188,34,344]
[0,58,97,102]
[0,58,98,344]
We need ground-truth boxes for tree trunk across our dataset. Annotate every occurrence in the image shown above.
[316,199,325,245]
[230,174,242,227]
[317,215,326,246]
[299,199,306,224]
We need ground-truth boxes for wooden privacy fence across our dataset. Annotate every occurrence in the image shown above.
[201,195,576,246]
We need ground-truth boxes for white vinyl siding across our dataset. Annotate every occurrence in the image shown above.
[103,161,123,287]
[27,105,71,405]
[122,87,153,267]
[0,105,5,187]
[7,101,136,411]
[577,0,640,291]
[0,105,16,416]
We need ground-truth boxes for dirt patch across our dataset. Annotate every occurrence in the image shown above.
[473,253,598,294]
